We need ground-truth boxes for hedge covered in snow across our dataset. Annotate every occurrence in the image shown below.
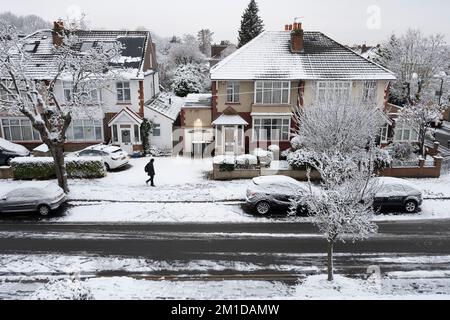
[11,157,107,180]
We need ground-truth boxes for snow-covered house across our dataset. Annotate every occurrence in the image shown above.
[208,22,396,155]
[180,94,214,157]
[145,94,182,152]
[0,21,162,154]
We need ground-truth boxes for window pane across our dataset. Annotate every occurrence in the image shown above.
[263,82,272,103]
[153,124,161,136]
[117,89,123,101]
[84,125,95,140]
[117,82,123,89]
[74,126,84,140]
[134,125,140,142]
[124,89,131,101]
[21,126,32,140]
[10,126,21,140]
[3,127,11,140]
[273,82,282,104]
[95,127,102,141]
[32,129,40,141]
[112,125,118,142]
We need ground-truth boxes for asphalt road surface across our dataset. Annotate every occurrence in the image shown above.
[0,219,450,276]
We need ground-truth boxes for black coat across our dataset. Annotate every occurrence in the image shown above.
[145,162,155,176]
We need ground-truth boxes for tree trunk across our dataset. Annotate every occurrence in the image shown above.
[50,144,69,193]
[327,241,334,281]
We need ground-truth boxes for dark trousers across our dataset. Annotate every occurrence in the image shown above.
[146,175,155,186]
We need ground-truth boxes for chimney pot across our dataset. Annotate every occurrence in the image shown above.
[288,24,293,31]
[290,22,304,53]
[52,20,65,47]
[285,24,289,31]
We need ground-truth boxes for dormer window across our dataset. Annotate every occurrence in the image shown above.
[23,42,39,53]
[80,41,94,52]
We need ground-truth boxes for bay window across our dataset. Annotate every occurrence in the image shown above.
[1,118,40,141]
[255,81,290,104]
[253,118,290,141]
[226,81,240,103]
[66,120,103,142]
[316,81,351,104]
[394,123,419,142]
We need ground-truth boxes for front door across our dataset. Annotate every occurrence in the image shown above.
[224,126,236,154]
[120,128,133,154]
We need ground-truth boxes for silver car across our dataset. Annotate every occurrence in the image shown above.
[0,182,66,216]
[245,176,315,215]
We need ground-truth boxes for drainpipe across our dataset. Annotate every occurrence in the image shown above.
[139,80,145,118]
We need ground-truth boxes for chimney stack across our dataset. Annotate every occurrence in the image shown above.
[52,20,65,47]
[290,21,304,53]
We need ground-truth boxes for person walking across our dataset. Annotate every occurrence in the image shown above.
[145,159,156,187]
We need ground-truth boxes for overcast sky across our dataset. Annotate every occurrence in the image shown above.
[1,0,450,45]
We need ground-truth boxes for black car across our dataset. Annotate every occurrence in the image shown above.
[0,138,30,166]
[373,177,423,213]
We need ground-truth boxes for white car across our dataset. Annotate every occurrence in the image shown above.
[73,144,129,170]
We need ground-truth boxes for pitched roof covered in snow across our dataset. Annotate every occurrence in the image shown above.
[146,94,182,121]
[182,94,212,109]
[211,31,396,81]
[6,29,156,80]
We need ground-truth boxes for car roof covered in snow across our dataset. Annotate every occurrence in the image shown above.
[4,181,63,198]
[211,31,396,81]
[0,138,30,155]
[253,175,301,185]
[87,144,122,153]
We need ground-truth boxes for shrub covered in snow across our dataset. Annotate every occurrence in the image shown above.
[235,154,258,169]
[286,149,317,170]
[213,155,236,172]
[252,148,273,167]
[373,148,393,169]
[387,142,419,161]
[290,135,305,151]
[149,146,165,157]
[29,278,94,300]
[11,157,107,180]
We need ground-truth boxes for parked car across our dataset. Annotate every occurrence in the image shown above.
[373,177,423,213]
[245,176,317,215]
[0,182,66,216]
[0,138,30,166]
[72,144,129,171]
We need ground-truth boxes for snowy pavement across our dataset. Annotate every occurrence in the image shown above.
[1,253,449,300]
[2,157,450,222]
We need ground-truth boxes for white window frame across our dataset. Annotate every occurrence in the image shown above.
[152,123,161,137]
[226,81,240,103]
[254,81,291,105]
[316,81,352,104]
[394,123,419,142]
[116,81,131,102]
[1,118,41,142]
[252,117,291,142]
[63,81,73,102]
[363,81,377,104]
[66,119,103,142]
[379,124,389,144]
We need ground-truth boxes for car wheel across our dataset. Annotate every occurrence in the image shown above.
[255,201,271,215]
[38,205,51,217]
[404,200,418,213]
[104,163,111,171]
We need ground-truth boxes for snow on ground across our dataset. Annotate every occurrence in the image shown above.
[13,273,450,300]
[57,203,258,223]
[407,173,450,199]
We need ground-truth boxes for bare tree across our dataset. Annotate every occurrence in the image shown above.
[0,23,120,192]
[290,101,383,281]
[197,29,214,57]
[376,29,448,105]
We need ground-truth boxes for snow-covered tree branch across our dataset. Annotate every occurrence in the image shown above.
[290,100,383,281]
[0,21,120,192]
